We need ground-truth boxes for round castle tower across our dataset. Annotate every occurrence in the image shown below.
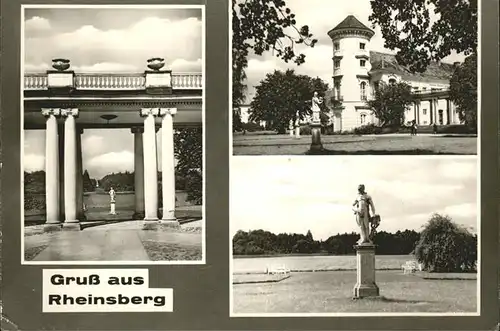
[327,15,375,131]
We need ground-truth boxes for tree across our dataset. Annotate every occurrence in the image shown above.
[174,127,203,205]
[449,53,477,129]
[100,171,134,192]
[414,213,477,272]
[232,0,318,125]
[249,69,329,133]
[367,82,413,127]
[369,0,477,73]
[82,170,94,192]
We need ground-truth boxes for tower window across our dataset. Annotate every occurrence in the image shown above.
[360,43,365,50]
[423,109,427,115]
[360,82,367,101]
[334,42,340,50]
[360,60,366,67]
[334,59,341,68]
[360,113,367,124]
[389,78,396,85]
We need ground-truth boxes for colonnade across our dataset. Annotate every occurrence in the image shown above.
[407,97,459,126]
[42,107,178,231]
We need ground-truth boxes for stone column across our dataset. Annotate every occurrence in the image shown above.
[131,127,145,220]
[141,108,159,229]
[429,99,433,124]
[58,126,65,221]
[353,244,380,299]
[61,108,80,230]
[446,99,451,125]
[42,108,61,231]
[76,127,85,221]
[159,108,179,226]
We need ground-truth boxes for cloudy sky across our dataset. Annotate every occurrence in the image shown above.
[23,6,202,178]
[239,0,469,102]
[231,157,478,240]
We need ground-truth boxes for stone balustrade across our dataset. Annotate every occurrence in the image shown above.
[24,74,49,90]
[24,72,203,90]
[75,74,146,90]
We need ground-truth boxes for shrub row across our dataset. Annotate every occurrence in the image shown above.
[25,194,45,211]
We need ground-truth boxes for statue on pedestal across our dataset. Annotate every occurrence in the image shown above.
[109,187,116,215]
[311,92,323,124]
[352,184,378,244]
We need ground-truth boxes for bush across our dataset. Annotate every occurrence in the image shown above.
[414,214,477,273]
[299,125,312,135]
[380,126,399,134]
[438,124,477,134]
[24,194,45,211]
[242,122,265,132]
[353,124,383,135]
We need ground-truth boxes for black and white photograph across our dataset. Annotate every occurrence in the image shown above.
[231,0,479,155]
[21,5,205,263]
[230,157,479,315]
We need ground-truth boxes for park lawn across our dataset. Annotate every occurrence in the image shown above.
[232,134,477,155]
[141,241,202,261]
[138,228,203,261]
[232,270,477,314]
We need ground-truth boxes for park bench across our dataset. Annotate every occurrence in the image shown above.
[266,265,291,275]
[401,260,423,274]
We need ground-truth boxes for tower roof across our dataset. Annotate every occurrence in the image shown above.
[328,15,374,39]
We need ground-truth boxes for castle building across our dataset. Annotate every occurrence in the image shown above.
[327,15,462,131]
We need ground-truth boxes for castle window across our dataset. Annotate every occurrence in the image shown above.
[423,109,427,115]
[360,43,365,50]
[360,82,367,101]
[334,42,340,50]
[360,113,367,124]
[334,59,341,68]
[360,60,366,67]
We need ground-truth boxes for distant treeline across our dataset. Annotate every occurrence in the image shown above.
[24,170,189,193]
[233,229,420,256]
[24,170,195,210]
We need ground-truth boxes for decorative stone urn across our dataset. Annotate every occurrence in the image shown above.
[147,57,165,71]
[51,58,70,71]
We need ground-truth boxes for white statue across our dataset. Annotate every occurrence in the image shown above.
[109,187,116,215]
[311,91,323,123]
[352,184,378,244]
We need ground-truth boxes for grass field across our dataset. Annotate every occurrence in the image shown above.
[232,133,477,155]
[233,255,412,274]
[232,270,477,314]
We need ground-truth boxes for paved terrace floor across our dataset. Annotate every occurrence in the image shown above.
[24,220,203,262]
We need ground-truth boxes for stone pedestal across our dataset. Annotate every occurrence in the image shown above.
[295,126,300,138]
[353,244,380,299]
[110,202,116,215]
[309,122,323,151]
